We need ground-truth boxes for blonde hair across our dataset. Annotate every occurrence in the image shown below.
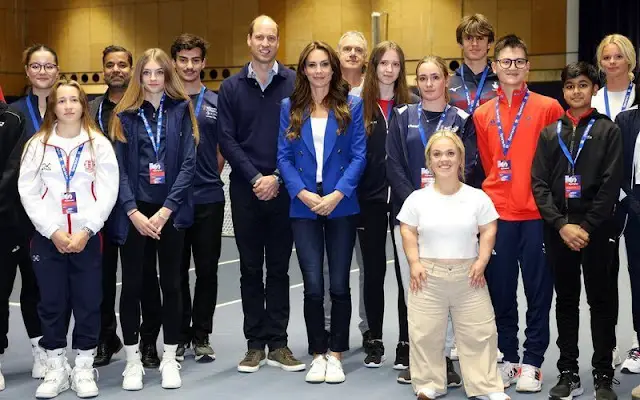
[424,129,465,182]
[596,34,636,82]
[415,55,451,103]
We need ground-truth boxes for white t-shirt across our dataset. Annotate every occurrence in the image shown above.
[396,184,499,259]
[592,84,636,121]
[311,117,327,183]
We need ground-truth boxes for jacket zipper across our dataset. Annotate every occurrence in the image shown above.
[565,123,577,212]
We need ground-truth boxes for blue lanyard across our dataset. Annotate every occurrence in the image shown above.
[604,82,633,119]
[194,86,206,117]
[98,100,105,132]
[138,94,165,159]
[460,65,489,114]
[495,90,530,157]
[418,105,449,147]
[55,144,85,191]
[25,93,42,132]
[556,118,595,170]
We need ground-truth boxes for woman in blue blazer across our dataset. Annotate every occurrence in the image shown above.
[277,41,366,384]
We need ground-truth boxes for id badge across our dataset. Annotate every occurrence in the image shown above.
[149,162,166,184]
[497,159,512,182]
[564,175,581,199]
[421,168,434,188]
[61,192,78,214]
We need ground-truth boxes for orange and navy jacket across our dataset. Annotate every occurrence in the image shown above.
[473,84,564,221]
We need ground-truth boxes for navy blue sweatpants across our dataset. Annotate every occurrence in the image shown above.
[31,233,102,351]
[484,219,554,368]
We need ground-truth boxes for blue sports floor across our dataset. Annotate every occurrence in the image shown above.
[1,234,639,399]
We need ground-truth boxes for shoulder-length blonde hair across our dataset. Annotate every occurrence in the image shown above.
[596,34,637,82]
[110,48,199,144]
[361,41,411,136]
[285,41,351,140]
[424,129,465,182]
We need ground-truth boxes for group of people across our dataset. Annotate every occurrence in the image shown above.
[0,10,639,400]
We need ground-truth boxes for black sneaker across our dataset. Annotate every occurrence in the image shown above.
[549,370,583,399]
[193,337,216,363]
[446,357,462,387]
[362,330,373,350]
[140,342,160,369]
[364,340,385,368]
[394,342,409,370]
[397,367,411,384]
[175,342,189,362]
[594,373,619,400]
[94,335,123,367]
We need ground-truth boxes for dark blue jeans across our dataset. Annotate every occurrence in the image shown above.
[292,215,357,354]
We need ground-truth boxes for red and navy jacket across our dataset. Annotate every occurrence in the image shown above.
[448,62,499,114]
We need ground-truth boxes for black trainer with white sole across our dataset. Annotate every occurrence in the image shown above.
[364,340,385,368]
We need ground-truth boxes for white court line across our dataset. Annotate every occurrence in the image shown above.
[8,259,395,310]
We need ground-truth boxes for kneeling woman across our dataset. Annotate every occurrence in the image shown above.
[397,130,506,400]
[18,79,119,399]
[277,41,366,384]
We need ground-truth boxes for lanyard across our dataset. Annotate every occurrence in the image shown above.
[460,65,489,114]
[98,100,105,133]
[604,82,633,119]
[194,86,206,117]
[25,93,42,132]
[495,90,530,157]
[418,105,449,147]
[55,144,85,191]
[556,118,595,170]
[138,94,165,159]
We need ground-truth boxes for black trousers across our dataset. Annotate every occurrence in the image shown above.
[179,202,224,342]
[230,179,293,351]
[99,227,119,342]
[119,202,184,346]
[544,220,618,375]
[0,230,41,353]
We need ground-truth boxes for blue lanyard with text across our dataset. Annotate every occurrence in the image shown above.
[56,144,85,191]
[556,118,595,171]
[25,93,42,132]
[461,65,489,114]
[604,82,633,119]
[138,94,165,159]
[495,90,529,157]
[418,105,449,147]
[194,86,205,117]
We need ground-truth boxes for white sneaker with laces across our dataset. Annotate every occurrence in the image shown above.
[613,346,622,367]
[31,339,47,379]
[500,361,519,388]
[35,349,71,399]
[71,365,98,397]
[305,355,327,383]
[475,392,511,400]
[159,358,182,389]
[122,360,145,391]
[515,364,542,392]
[324,355,345,384]
[622,348,640,374]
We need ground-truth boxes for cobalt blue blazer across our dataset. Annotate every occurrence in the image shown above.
[277,95,366,219]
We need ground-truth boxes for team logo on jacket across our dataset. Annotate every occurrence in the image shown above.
[84,159,96,173]
[205,106,217,120]
[0,121,4,127]
[492,82,499,91]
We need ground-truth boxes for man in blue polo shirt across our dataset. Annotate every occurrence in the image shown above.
[218,15,304,373]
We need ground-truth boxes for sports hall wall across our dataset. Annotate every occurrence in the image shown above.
[0,0,567,97]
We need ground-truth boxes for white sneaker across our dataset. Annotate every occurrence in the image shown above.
[35,350,71,399]
[71,364,98,398]
[450,346,459,361]
[159,358,182,389]
[32,342,47,379]
[122,361,144,391]
[500,361,519,388]
[0,360,4,391]
[515,364,542,392]
[613,346,622,367]
[416,387,443,399]
[475,393,511,400]
[324,355,345,384]
[622,348,640,374]
[305,355,327,383]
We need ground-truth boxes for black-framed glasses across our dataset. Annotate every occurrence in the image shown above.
[28,63,58,73]
[496,58,528,69]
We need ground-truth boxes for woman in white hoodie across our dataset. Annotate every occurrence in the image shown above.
[18,79,119,399]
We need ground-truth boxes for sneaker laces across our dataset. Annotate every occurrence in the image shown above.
[32,346,47,365]
[274,347,298,363]
[520,365,539,381]
[159,358,182,372]
[501,362,518,379]
[73,367,99,384]
[628,348,640,361]
[326,355,343,371]
[594,374,620,390]
[242,349,262,363]
[122,361,145,378]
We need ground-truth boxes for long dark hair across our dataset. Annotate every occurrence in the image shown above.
[285,41,350,140]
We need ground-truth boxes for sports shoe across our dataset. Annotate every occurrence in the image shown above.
[451,345,504,363]
[193,337,216,363]
[416,387,443,399]
[549,370,583,400]
[364,340,385,368]
[516,364,542,392]
[121,360,144,391]
[446,357,462,387]
[394,341,409,370]
[175,342,188,362]
[593,373,618,400]
[500,361,519,388]
[612,346,622,368]
[632,382,640,400]
[237,349,266,373]
[71,358,99,398]
[362,330,373,350]
[622,348,640,374]
[0,360,5,391]
[325,354,345,384]
[305,355,327,383]
[32,342,47,379]
[267,347,305,372]
[475,393,511,400]
[35,350,71,399]
[159,358,181,389]
[139,342,160,369]
[397,368,411,384]
[94,335,123,367]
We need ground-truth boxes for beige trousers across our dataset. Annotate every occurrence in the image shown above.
[408,259,504,398]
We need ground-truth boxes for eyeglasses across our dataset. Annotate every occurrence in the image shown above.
[28,63,58,73]
[340,45,365,55]
[496,58,528,69]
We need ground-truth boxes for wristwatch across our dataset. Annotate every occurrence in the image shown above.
[82,226,95,237]
[274,174,283,185]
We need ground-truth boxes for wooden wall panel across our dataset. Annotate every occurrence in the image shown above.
[231,0,258,66]
[158,1,184,53]
[431,0,463,59]
[531,0,566,55]
[89,6,113,71]
[207,0,233,66]
[66,8,91,71]
[284,0,313,66]
[182,0,208,41]
[134,3,159,56]
[111,5,135,56]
